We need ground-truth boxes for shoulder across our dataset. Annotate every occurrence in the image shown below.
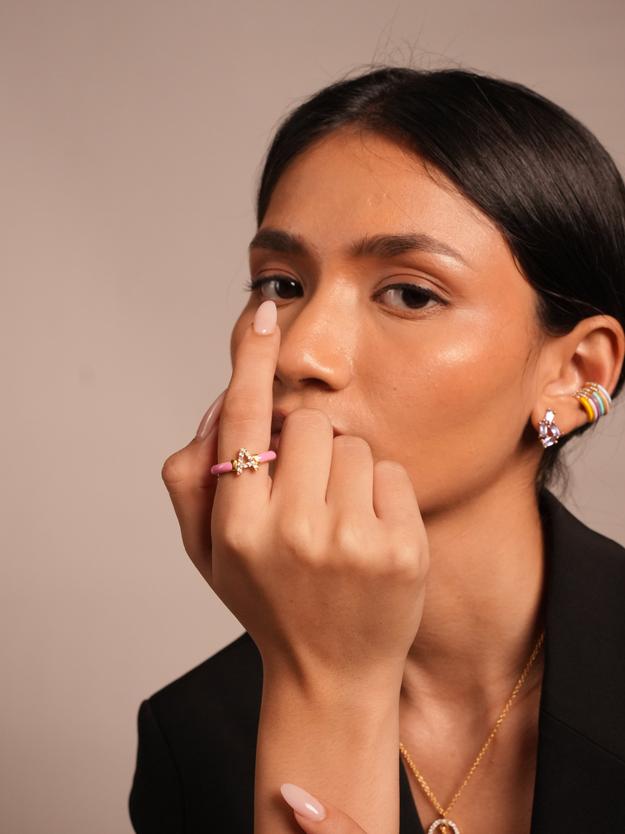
[131,632,262,798]
[129,633,262,829]
[542,488,625,645]
[541,488,625,585]
[145,630,263,734]
[539,489,625,758]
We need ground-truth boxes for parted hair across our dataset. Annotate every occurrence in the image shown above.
[254,65,625,497]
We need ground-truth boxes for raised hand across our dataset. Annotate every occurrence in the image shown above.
[162,296,431,691]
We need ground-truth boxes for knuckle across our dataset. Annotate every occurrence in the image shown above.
[220,413,262,436]
[389,542,420,576]
[333,434,371,455]
[333,520,365,560]
[277,517,316,561]
[161,451,189,488]
[285,407,333,432]
[374,459,406,477]
[218,521,257,557]
[221,391,263,425]
[389,534,428,578]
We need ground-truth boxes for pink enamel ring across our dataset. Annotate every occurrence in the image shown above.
[210,446,277,477]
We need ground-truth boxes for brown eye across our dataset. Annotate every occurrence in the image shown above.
[377,283,443,311]
[244,276,302,300]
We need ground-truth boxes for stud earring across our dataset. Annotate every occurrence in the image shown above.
[538,408,561,448]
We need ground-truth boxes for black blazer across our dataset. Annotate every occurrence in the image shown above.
[128,488,625,832]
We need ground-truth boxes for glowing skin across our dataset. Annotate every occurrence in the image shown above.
[242,127,543,513]
[227,125,624,828]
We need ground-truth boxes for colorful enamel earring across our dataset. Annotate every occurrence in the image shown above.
[537,382,613,448]
[573,381,613,424]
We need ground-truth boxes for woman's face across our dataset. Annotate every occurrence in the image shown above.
[231,126,544,513]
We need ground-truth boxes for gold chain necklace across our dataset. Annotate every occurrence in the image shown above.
[399,629,545,834]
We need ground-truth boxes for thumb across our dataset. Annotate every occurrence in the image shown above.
[280,783,369,834]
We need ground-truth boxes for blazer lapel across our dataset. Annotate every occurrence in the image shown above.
[529,487,625,830]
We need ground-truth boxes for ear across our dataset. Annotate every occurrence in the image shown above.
[531,313,625,437]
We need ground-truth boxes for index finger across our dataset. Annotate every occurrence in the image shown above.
[213,299,280,497]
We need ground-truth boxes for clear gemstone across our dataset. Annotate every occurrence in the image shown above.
[427,819,460,834]
[538,410,560,448]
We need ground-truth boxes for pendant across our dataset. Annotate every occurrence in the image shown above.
[427,819,460,834]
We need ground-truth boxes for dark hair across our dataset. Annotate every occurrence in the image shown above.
[254,65,625,499]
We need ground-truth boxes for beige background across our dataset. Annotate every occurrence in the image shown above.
[2,1,624,832]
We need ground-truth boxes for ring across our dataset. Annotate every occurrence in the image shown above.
[210,446,277,476]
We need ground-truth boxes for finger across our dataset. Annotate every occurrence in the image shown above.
[214,299,280,504]
[324,436,375,516]
[161,409,224,584]
[269,408,334,512]
[280,783,369,833]
[372,460,422,526]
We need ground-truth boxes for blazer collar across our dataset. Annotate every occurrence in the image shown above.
[400,487,625,832]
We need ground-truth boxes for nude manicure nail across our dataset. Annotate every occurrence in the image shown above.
[195,389,226,439]
[253,299,277,334]
[280,783,326,821]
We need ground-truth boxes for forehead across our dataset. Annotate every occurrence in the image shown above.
[259,127,505,266]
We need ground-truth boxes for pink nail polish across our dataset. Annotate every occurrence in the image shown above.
[280,783,326,821]
[195,389,226,439]
[253,299,277,334]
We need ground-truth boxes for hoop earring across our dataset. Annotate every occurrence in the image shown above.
[573,381,613,423]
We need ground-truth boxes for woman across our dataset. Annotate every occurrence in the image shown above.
[129,66,625,834]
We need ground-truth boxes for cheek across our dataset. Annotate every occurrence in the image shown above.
[373,306,534,476]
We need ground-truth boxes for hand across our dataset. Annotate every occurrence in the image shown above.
[280,782,369,833]
[162,299,430,686]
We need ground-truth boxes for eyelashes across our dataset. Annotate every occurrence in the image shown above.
[244,275,301,300]
[243,274,446,314]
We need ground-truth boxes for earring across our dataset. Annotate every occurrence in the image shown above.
[537,382,613,448]
[538,409,561,448]
[574,381,613,423]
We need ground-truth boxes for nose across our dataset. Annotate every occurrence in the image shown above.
[273,284,356,392]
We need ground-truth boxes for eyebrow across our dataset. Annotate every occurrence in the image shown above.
[248,227,468,266]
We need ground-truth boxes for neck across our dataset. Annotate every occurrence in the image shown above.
[401,477,546,717]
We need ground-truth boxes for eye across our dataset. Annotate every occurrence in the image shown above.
[375,283,443,312]
[243,275,302,300]
[243,275,445,313]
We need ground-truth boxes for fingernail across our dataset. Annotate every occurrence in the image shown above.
[280,783,326,821]
[195,389,226,440]
[253,299,277,335]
